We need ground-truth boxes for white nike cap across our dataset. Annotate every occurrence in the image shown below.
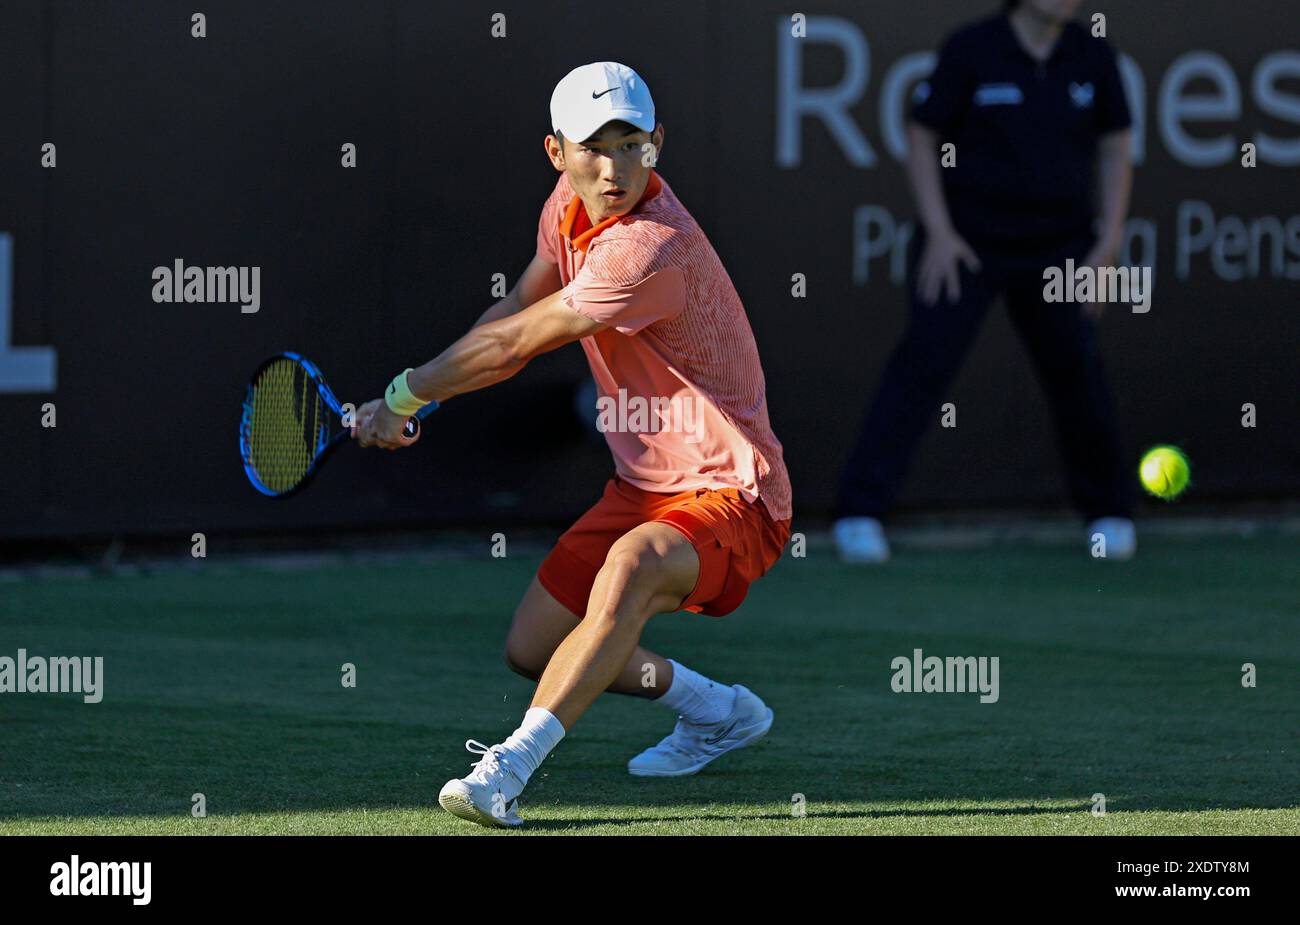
[550,61,656,143]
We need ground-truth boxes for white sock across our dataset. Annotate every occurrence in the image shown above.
[499,707,565,785]
[657,659,736,725]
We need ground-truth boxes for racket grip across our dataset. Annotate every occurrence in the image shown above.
[403,399,439,439]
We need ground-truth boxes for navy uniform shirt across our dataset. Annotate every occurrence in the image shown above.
[911,14,1131,250]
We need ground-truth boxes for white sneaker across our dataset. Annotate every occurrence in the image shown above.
[1087,517,1136,561]
[628,684,774,778]
[438,739,526,828]
[833,516,890,563]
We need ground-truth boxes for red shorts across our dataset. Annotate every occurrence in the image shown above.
[538,477,791,618]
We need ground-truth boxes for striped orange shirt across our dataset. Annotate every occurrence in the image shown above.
[536,170,791,522]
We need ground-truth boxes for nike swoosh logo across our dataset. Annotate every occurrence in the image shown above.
[704,718,742,747]
[592,87,617,99]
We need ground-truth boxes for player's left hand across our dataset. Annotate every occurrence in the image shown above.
[352,399,419,450]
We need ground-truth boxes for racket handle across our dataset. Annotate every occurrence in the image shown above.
[403,399,439,439]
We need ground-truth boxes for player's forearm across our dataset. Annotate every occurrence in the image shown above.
[407,324,527,403]
[402,287,591,406]
[1093,132,1133,262]
[904,124,957,238]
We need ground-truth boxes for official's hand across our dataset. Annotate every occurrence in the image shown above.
[918,230,981,306]
[1079,244,1114,321]
[352,398,419,450]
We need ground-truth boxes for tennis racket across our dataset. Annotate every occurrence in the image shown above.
[239,351,437,497]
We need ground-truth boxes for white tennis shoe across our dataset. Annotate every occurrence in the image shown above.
[628,684,774,777]
[438,739,527,828]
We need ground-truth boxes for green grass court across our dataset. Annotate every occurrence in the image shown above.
[2,533,1296,835]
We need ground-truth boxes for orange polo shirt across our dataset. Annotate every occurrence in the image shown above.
[535,170,791,522]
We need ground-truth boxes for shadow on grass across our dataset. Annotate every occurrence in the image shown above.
[519,804,1109,831]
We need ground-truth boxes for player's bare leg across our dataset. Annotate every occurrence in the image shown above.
[531,522,699,727]
[505,566,770,776]
[503,576,674,697]
[439,523,692,827]
[531,523,773,776]
[439,522,775,827]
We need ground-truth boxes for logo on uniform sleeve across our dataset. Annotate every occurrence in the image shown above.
[973,83,1024,106]
[1068,81,1095,109]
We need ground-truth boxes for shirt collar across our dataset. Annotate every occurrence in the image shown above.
[559,171,663,253]
[1002,14,1077,67]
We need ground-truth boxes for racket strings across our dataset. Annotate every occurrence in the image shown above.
[248,359,330,493]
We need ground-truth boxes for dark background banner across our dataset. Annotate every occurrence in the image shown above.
[1,0,1296,540]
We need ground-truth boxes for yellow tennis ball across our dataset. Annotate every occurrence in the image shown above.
[1139,445,1191,500]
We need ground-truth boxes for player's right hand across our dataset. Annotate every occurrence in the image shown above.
[352,399,420,450]
[918,230,981,306]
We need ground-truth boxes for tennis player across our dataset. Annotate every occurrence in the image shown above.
[353,61,792,828]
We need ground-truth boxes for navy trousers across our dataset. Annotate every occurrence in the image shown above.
[837,231,1133,523]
